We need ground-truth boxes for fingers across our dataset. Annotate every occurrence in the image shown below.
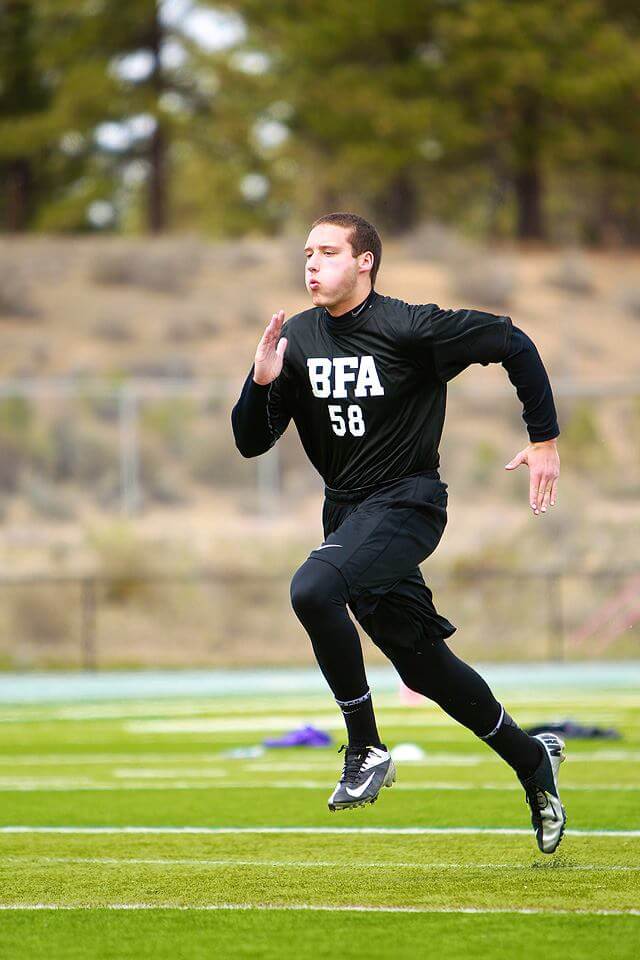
[257,320,273,349]
[504,450,526,470]
[531,472,559,515]
[507,446,559,517]
[257,310,285,350]
[276,336,288,359]
[262,313,278,343]
[269,309,285,336]
[529,474,540,514]
[538,474,551,513]
[529,471,547,515]
[263,310,285,342]
[539,478,553,513]
[537,472,547,511]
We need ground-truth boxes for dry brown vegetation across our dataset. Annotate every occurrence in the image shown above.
[1,232,639,382]
[0,232,639,667]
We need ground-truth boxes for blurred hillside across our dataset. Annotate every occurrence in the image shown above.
[1,232,639,666]
[2,231,640,380]
[1,231,639,549]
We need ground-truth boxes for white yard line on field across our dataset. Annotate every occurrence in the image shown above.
[0,779,639,793]
[112,769,228,779]
[0,903,638,916]
[4,856,640,872]
[2,826,640,838]
[245,758,483,770]
[0,754,226,766]
[0,698,382,723]
[0,749,639,767]
[0,782,233,792]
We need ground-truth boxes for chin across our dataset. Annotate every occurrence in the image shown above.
[309,288,330,305]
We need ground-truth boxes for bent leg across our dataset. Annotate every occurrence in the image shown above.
[290,557,382,748]
[380,637,542,778]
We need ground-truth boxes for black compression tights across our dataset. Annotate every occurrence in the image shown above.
[290,557,542,776]
[290,559,367,701]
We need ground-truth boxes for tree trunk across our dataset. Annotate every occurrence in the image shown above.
[148,124,167,233]
[374,171,418,234]
[147,2,167,233]
[513,98,544,241]
[3,2,39,231]
[4,158,32,231]
[514,166,544,241]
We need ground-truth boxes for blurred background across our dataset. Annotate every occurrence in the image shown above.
[0,0,639,672]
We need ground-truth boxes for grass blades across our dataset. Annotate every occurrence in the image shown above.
[0,683,638,957]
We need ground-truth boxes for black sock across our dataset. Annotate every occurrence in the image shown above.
[335,688,383,750]
[480,707,544,779]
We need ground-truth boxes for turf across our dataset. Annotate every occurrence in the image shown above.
[0,683,638,958]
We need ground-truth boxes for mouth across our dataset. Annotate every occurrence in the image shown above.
[308,279,320,289]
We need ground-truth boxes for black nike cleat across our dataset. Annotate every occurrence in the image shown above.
[328,744,396,812]
[519,732,567,854]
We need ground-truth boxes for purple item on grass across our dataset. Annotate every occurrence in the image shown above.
[263,724,332,748]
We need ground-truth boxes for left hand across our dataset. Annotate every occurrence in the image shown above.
[504,438,560,516]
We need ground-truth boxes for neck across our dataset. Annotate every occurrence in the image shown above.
[326,285,373,317]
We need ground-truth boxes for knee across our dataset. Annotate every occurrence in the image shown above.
[290,559,345,621]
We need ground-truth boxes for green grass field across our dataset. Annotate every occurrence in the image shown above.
[0,676,638,958]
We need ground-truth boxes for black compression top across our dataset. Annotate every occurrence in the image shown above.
[231,289,559,495]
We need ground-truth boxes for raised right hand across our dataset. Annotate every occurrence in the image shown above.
[253,309,288,386]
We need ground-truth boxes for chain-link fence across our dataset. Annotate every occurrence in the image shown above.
[1,376,639,668]
[0,568,638,670]
[1,376,640,518]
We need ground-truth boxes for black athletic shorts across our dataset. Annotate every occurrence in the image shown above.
[309,469,456,654]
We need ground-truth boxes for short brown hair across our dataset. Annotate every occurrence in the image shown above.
[311,212,382,287]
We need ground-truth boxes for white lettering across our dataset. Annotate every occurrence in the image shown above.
[307,358,332,398]
[332,357,359,399]
[306,356,384,399]
[355,355,384,397]
[328,404,347,436]
[347,405,365,435]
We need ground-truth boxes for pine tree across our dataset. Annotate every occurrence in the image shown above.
[0,1,50,229]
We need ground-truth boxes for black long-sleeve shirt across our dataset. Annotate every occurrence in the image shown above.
[231,289,559,494]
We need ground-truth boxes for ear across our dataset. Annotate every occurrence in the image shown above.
[359,251,374,275]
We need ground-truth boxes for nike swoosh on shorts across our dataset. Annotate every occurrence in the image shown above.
[314,544,343,551]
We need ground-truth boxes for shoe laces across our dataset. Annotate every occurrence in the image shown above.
[522,777,549,823]
[338,744,369,784]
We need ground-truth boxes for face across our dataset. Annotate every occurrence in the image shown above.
[303,223,372,309]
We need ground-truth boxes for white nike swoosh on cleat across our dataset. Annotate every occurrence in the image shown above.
[314,544,342,551]
[345,772,376,798]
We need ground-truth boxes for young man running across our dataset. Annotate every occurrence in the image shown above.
[231,212,566,854]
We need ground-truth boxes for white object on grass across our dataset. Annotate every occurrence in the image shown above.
[390,743,426,762]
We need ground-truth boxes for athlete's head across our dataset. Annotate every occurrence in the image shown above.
[304,212,382,314]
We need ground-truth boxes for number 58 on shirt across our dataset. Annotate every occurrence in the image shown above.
[328,403,366,437]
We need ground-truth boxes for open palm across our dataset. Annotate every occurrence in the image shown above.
[254,310,288,386]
